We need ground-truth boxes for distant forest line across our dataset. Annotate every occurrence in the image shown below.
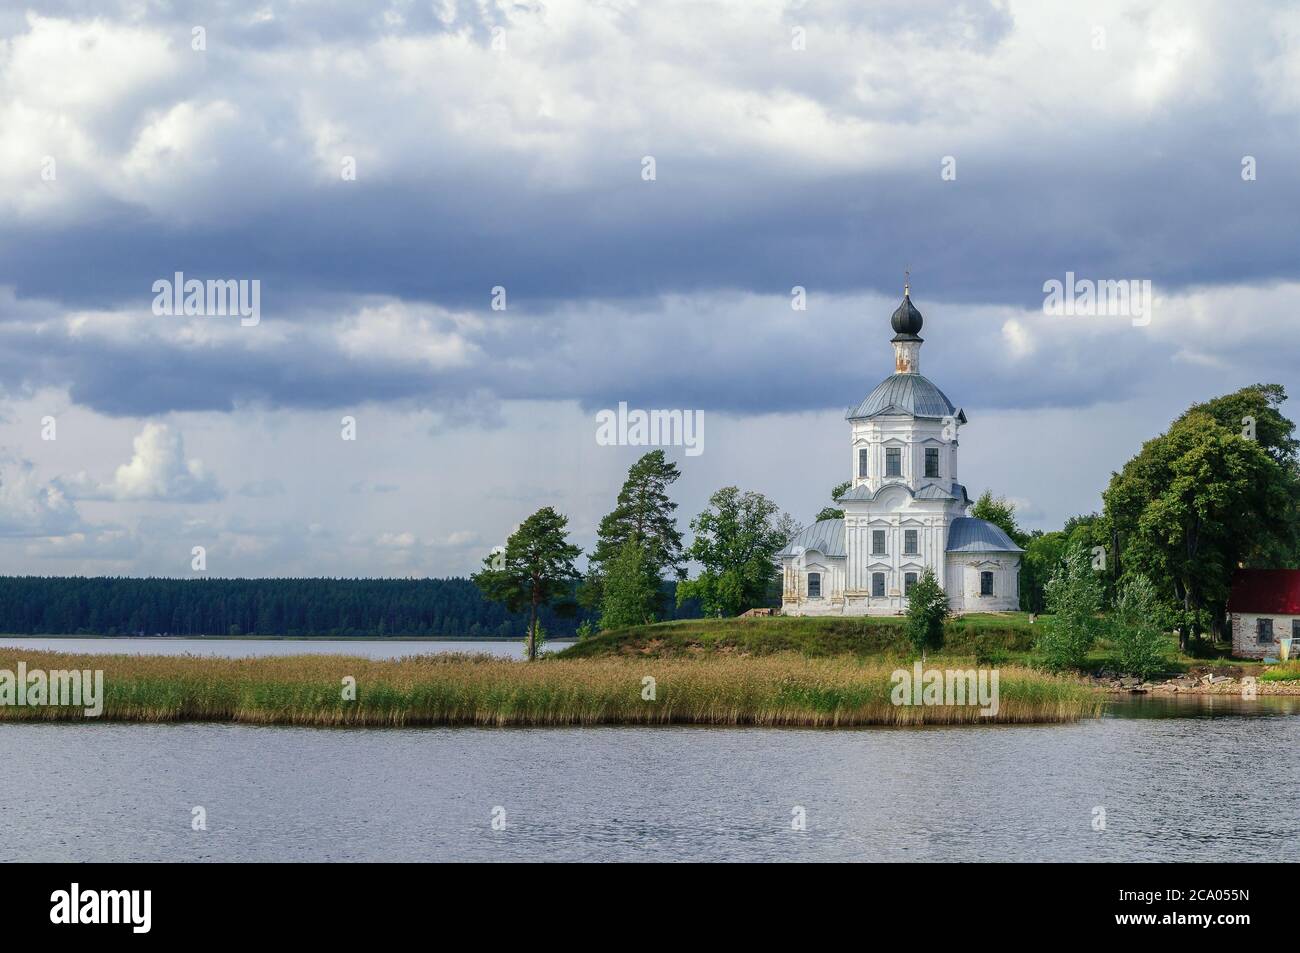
[0,577,702,638]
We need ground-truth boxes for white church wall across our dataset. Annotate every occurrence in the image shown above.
[781,552,847,615]
[946,553,1020,613]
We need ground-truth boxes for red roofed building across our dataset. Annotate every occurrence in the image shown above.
[1227,570,1300,659]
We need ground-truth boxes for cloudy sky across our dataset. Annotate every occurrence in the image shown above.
[0,0,1296,577]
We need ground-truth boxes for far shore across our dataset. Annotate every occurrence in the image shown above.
[0,634,576,643]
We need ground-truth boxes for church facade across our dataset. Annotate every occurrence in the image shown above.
[779,286,1023,616]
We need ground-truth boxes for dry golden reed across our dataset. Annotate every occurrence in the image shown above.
[0,648,1100,727]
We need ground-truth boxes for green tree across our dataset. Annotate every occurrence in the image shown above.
[583,451,685,615]
[1103,388,1300,650]
[814,481,852,523]
[472,507,582,661]
[905,567,948,660]
[1036,549,1105,671]
[1110,574,1168,680]
[677,487,789,617]
[1182,382,1299,464]
[970,490,1029,547]
[600,539,661,629]
[1019,530,1068,613]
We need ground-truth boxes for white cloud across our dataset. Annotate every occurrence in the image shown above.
[1000,319,1034,360]
[337,301,480,369]
[0,14,182,219]
[61,422,223,502]
[25,528,139,560]
[0,456,83,537]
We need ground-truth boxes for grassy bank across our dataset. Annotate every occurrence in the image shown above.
[559,613,1038,660]
[1261,661,1300,682]
[0,648,1098,726]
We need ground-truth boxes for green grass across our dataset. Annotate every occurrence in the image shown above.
[0,647,1099,726]
[559,613,1040,660]
[1261,661,1300,682]
[561,616,1274,678]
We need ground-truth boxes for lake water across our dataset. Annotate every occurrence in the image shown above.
[1,697,1296,862]
[0,637,572,659]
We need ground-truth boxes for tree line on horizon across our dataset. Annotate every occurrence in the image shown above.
[0,575,700,638]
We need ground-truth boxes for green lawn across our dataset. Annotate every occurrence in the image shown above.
[558,612,1039,660]
[558,613,1271,674]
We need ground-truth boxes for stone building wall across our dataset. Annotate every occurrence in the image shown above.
[1231,611,1299,659]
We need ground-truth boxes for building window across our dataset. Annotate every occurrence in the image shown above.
[871,573,886,598]
[858,448,869,479]
[980,571,994,596]
[872,529,886,555]
[1257,618,1274,644]
[904,529,918,555]
[885,447,901,477]
[904,572,917,595]
[925,447,940,478]
[1293,619,1300,641]
[807,572,821,599]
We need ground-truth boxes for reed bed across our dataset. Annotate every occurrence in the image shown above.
[0,649,1100,727]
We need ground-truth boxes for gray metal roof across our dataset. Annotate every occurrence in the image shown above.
[838,483,879,502]
[915,483,957,500]
[945,517,1024,553]
[779,518,846,558]
[846,373,966,422]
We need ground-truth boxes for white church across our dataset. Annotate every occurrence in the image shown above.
[779,284,1023,616]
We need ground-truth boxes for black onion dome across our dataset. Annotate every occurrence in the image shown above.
[890,291,924,341]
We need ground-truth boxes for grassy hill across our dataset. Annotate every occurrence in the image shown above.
[557,612,1039,660]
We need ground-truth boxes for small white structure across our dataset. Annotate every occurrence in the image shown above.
[1228,569,1300,659]
[780,284,1022,616]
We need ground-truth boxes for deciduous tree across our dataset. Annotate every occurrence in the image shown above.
[677,487,789,617]
[1103,387,1300,650]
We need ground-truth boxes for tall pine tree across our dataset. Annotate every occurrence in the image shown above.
[472,507,582,660]
[583,451,685,620]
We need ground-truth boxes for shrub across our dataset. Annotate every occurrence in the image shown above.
[905,568,949,659]
[1109,574,1168,679]
[1036,549,1104,671]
